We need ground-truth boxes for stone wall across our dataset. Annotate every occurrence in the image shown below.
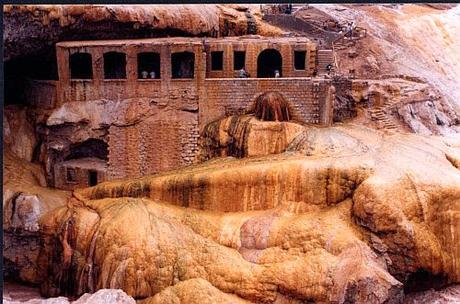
[47,37,335,183]
[54,158,107,190]
[107,110,199,180]
[201,78,331,128]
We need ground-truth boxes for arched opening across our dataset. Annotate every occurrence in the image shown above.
[65,139,108,161]
[70,53,93,79]
[137,52,160,79]
[257,49,282,78]
[54,139,108,189]
[103,52,126,79]
[171,51,195,79]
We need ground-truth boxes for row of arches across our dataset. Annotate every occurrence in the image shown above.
[69,48,305,80]
[69,51,194,80]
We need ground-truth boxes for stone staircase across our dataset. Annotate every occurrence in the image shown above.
[368,95,398,130]
[316,49,334,75]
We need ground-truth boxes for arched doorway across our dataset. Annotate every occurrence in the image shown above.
[257,49,282,78]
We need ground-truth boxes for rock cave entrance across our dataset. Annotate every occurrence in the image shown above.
[404,269,449,294]
[65,139,108,161]
[103,52,127,79]
[171,51,195,79]
[70,53,93,79]
[137,52,161,79]
[4,49,58,106]
[257,49,282,78]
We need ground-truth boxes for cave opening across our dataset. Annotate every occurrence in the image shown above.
[137,52,161,79]
[4,48,58,106]
[103,51,126,79]
[257,49,282,78]
[404,269,449,294]
[65,139,108,161]
[70,52,93,79]
[171,51,195,79]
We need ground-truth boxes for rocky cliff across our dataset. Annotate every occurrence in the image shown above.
[14,123,457,303]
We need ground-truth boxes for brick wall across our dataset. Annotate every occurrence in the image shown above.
[108,110,199,180]
[54,159,107,190]
[51,38,335,182]
[200,78,331,129]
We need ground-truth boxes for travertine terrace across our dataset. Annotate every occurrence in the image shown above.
[3,4,460,304]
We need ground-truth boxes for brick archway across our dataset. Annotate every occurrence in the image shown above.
[257,49,282,78]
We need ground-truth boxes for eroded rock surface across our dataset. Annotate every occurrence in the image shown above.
[404,284,460,303]
[5,123,454,303]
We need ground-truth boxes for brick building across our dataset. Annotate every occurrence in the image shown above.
[44,36,335,189]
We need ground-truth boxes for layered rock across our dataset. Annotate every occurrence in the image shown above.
[199,115,304,160]
[11,123,454,303]
[3,4,282,61]
[3,105,38,162]
[3,148,70,284]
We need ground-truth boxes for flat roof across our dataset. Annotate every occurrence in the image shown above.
[56,35,313,48]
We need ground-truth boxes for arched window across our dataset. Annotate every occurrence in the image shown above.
[70,53,92,79]
[137,52,161,79]
[257,49,282,78]
[104,52,126,79]
[171,51,195,79]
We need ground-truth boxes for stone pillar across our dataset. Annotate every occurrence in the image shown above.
[246,43,257,78]
[224,44,233,78]
[55,46,69,105]
[160,44,171,106]
[307,44,317,77]
[281,44,293,77]
[126,46,137,98]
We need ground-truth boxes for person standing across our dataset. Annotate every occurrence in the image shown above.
[239,67,249,78]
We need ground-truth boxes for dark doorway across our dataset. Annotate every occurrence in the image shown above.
[70,53,93,79]
[257,49,282,78]
[137,52,160,79]
[88,170,98,187]
[294,51,306,70]
[171,51,194,79]
[234,51,246,70]
[103,52,126,79]
[211,51,223,71]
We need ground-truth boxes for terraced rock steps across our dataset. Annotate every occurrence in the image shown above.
[369,95,399,130]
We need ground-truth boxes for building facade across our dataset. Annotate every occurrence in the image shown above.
[44,36,335,189]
